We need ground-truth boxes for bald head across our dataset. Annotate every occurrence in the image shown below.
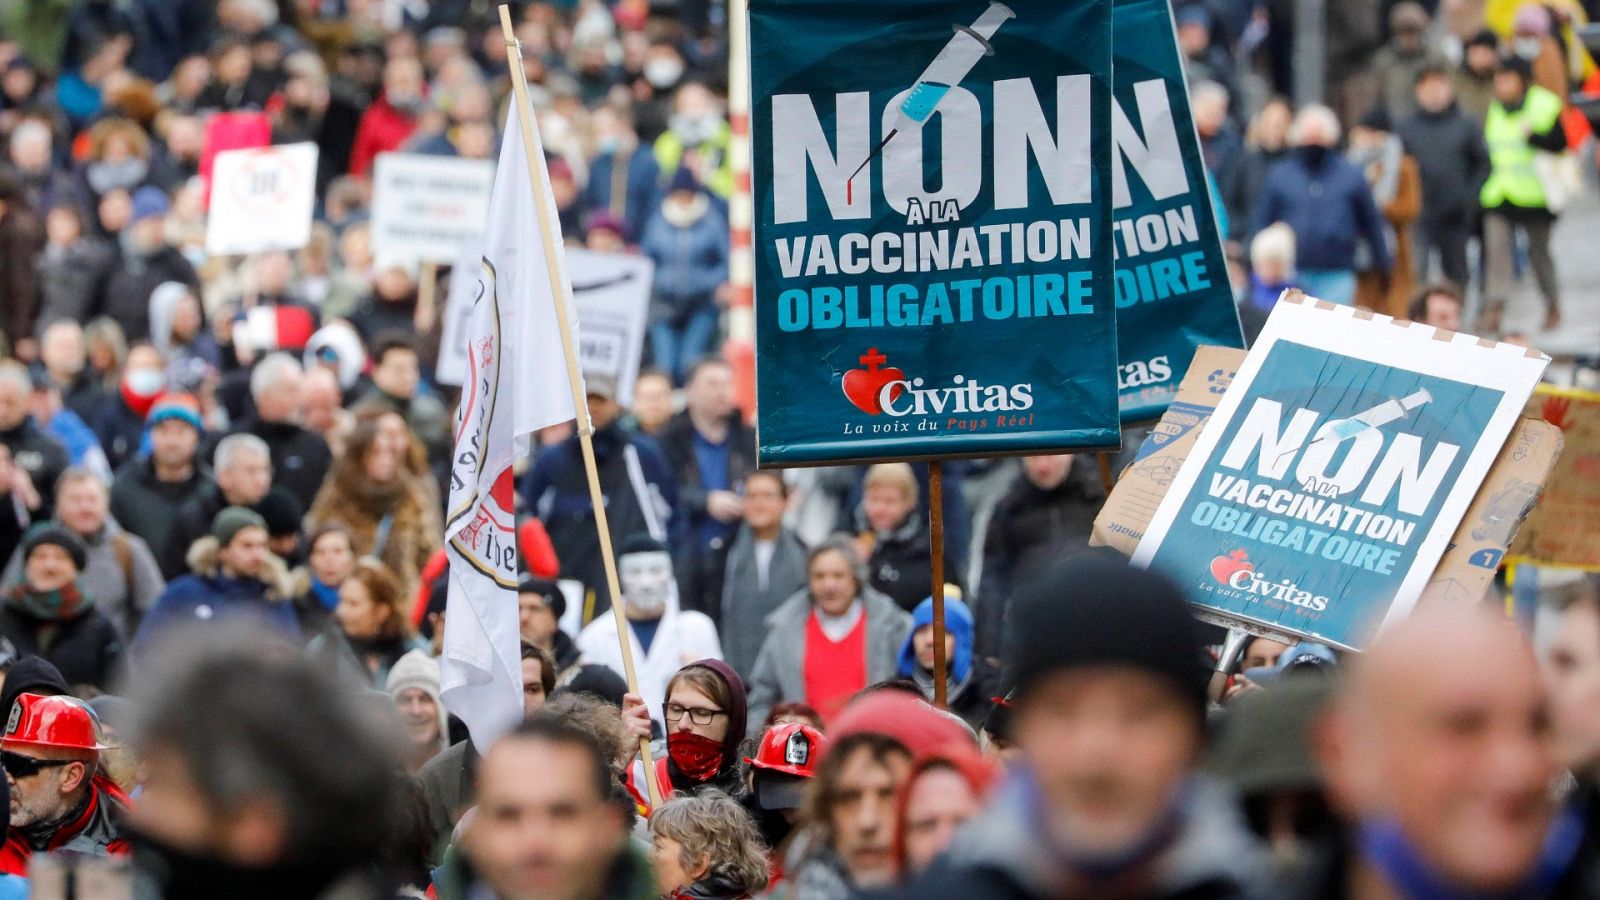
[1322,610,1555,893]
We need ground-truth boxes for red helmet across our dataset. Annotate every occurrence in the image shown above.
[745,723,826,778]
[3,693,109,754]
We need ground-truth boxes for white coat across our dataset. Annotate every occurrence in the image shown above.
[576,587,723,723]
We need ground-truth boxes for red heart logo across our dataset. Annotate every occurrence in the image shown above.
[841,348,905,416]
[1210,550,1253,586]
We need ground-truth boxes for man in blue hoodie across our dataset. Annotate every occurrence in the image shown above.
[1251,106,1391,307]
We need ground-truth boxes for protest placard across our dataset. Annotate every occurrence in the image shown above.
[437,248,653,405]
[1110,0,1243,422]
[1509,385,1600,570]
[370,153,495,269]
[749,0,1121,465]
[205,143,319,256]
[1127,293,1548,650]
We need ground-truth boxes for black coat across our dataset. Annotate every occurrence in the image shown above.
[110,457,214,574]
[0,417,68,520]
[230,416,332,511]
[92,245,199,342]
[976,458,1109,661]
[1396,103,1490,224]
[0,605,123,691]
[656,410,756,614]
[91,395,150,474]
[159,482,231,579]
[865,512,961,614]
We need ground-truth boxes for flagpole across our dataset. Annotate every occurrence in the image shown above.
[497,4,662,809]
[928,462,948,709]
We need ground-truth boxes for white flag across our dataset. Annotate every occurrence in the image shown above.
[441,102,583,750]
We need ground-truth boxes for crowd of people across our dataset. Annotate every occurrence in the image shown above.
[0,0,1594,898]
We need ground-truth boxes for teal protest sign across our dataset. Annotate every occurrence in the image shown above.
[1131,296,1547,650]
[749,0,1120,465]
[1110,0,1243,422]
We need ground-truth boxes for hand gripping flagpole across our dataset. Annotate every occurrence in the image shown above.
[497,4,662,810]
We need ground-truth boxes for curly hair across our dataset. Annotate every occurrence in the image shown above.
[649,790,770,895]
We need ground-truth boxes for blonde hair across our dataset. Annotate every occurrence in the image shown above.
[649,791,769,896]
[1250,223,1296,272]
[863,462,917,504]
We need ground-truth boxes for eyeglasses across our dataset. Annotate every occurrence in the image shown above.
[0,751,74,780]
[663,702,725,726]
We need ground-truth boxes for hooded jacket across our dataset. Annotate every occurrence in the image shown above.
[891,773,1271,900]
[895,597,1002,730]
[744,586,913,736]
[133,536,299,655]
[631,659,749,804]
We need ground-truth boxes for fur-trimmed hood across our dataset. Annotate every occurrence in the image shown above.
[183,536,293,603]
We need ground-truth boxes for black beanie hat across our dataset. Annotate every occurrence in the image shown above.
[1008,557,1208,722]
[517,574,566,621]
[254,487,303,539]
[617,533,668,557]
[21,524,87,572]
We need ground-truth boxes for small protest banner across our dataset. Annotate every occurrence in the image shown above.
[371,153,495,269]
[1110,0,1242,421]
[1129,293,1548,650]
[1509,385,1600,570]
[437,248,652,404]
[205,142,319,256]
[749,0,1121,465]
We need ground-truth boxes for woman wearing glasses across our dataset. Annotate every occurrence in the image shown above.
[625,659,750,808]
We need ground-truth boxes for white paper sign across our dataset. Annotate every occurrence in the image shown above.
[437,247,653,404]
[205,143,318,256]
[371,153,495,269]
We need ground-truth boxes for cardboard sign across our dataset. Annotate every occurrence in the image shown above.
[1094,343,1564,635]
[1126,293,1548,650]
[371,153,495,269]
[1110,0,1243,421]
[437,247,653,405]
[749,0,1121,465]
[1509,385,1600,570]
[204,143,319,256]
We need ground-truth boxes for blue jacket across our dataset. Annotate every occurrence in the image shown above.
[133,536,300,655]
[639,200,729,317]
[521,423,680,620]
[1250,150,1391,273]
[582,147,662,243]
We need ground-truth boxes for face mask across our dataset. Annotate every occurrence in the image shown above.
[1514,37,1543,59]
[671,113,717,145]
[388,91,424,115]
[126,367,164,397]
[644,58,683,89]
[620,551,672,616]
[1296,145,1330,168]
[667,730,725,782]
[597,135,621,154]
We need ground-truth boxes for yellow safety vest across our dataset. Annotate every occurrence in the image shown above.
[1480,85,1564,210]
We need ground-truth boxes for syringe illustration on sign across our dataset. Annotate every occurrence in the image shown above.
[1274,389,1435,494]
[844,1,1016,205]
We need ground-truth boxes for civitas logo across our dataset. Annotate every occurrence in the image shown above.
[841,348,1034,417]
[1208,550,1329,611]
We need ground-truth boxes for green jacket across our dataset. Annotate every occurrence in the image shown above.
[430,840,656,900]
